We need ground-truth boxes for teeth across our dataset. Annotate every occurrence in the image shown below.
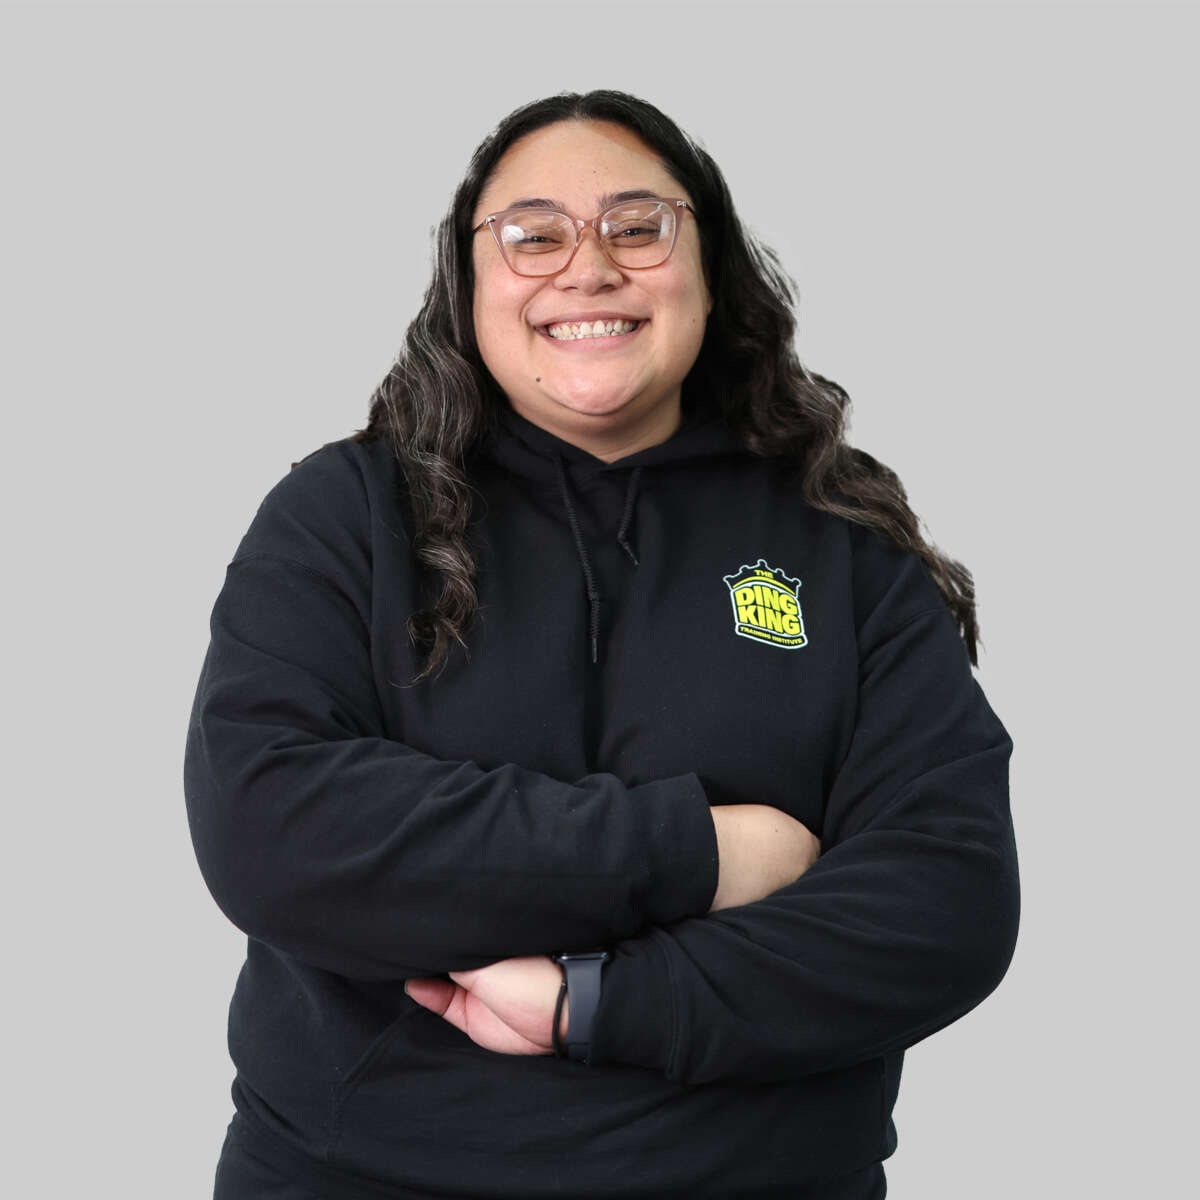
[546,318,638,340]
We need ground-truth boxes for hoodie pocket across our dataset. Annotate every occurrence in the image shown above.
[328,999,423,1153]
[327,1009,893,1196]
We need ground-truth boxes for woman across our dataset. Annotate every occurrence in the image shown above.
[186,89,1020,1199]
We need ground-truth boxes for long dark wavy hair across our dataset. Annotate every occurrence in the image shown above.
[355,89,984,683]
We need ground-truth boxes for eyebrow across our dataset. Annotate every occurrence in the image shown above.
[501,188,663,212]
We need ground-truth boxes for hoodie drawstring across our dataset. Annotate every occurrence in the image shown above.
[554,455,642,664]
[616,467,642,566]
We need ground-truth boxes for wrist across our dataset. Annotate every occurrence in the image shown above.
[558,991,570,1043]
[550,949,610,1064]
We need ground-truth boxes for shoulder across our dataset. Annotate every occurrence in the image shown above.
[231,433,404,580]
[838,511,948,644]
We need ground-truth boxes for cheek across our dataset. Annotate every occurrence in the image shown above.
[474,284,510,346]
[663,279,710,338]
[476,271,532,340]
[475,293,538,386]
[473,257,506,326]
[661,256,710,325]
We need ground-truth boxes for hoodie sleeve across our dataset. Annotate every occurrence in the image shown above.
[183,445,719,981]
[588,524,1020,1084]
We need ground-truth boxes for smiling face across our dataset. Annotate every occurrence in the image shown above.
[471,119,713,462]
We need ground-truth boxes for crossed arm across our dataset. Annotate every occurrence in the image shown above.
[402,805,822,1054]
[187,553,1018,1085]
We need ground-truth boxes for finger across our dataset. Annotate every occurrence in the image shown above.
[449,957,554,1012]
[422,983,471,1037]
[463,998,546,1054]
[403,976,457,1016]
[423,985,541,1054]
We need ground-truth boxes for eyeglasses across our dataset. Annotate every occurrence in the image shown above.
[471,196,696,277]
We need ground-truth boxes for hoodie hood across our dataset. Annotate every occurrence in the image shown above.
[477,392,746,664]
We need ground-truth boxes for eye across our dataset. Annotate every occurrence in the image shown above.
[501,214,572,253]
[605,223,663,246]
[602,203,668,245]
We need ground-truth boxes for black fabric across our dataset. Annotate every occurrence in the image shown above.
[217,1099,889,1199]
[185,397,1018,1197]
[214,1115,324,1200]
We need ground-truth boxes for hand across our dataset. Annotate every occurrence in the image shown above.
[708,804,821,913]
[403,955,568,1056]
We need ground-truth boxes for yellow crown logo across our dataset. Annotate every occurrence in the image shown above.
[722,558,807,649]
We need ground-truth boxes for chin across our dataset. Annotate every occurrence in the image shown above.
[549,395,639,420]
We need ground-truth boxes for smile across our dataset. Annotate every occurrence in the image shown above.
[539,319,646,347]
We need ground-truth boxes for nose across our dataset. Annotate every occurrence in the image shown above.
[554,223,623,290]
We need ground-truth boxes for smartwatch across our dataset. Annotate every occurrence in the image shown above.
[550,949,611,1064]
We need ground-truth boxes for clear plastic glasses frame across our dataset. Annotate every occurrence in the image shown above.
[471,196,696,277]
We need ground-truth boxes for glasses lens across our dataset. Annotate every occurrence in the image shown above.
[498,211,575,276]
[601,201,674,267]
[498,201,675,276]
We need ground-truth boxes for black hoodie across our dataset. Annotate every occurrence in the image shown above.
[184,393,1020,1198]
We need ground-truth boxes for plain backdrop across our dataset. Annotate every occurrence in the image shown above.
[3,1,1194,1196]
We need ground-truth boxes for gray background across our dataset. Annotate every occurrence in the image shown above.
[3,1,1194,1195]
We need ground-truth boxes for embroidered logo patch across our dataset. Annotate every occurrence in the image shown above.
[722,558,807,649]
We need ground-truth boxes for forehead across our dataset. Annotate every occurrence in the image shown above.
[476,120,680,217]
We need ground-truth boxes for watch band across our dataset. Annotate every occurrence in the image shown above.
[550,950,610,1064]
